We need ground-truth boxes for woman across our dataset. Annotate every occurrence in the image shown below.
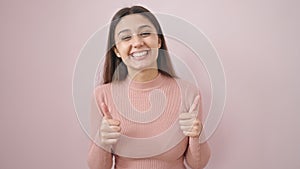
[88,6,211,169]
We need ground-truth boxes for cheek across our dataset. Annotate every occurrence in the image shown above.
[116,44,129,56]
[147,38,161,48]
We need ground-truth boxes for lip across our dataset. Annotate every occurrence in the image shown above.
[130,50,150,61]
[129,49,150,56]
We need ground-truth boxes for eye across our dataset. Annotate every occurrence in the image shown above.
[140,32,151,37]
[121,35,132,41]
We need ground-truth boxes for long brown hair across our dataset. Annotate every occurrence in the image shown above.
[102,6,176,84]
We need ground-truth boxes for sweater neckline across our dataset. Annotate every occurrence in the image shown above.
[125,73,164,90]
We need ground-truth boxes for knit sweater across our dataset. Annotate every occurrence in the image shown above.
[91,73,206,169]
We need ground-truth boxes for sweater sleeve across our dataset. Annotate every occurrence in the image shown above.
[87,86,113,169]
[185,138,211,169]
[184,89,211,169]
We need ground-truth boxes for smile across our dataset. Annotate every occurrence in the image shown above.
[131,50,148,57]
[130,50,149,61]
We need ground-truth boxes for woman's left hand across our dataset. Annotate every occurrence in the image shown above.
[179,112,202,137]
[179,95,203,138]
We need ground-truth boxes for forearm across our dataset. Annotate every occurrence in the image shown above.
[87,142,113,169]
[185,137,211,169]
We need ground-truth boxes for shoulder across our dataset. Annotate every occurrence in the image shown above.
[174,78,202,112]
[94,83,111,94]
[93,83,112,103]
[175,78,200,96]
[161,75,201,99]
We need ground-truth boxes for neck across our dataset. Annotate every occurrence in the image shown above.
[128,68,159,82]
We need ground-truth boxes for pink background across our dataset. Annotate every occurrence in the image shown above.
[1,0,299,168]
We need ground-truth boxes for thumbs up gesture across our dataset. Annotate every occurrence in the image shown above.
[179,95,203,138]
[99,102,121,146]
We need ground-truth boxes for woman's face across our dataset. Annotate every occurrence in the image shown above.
[114,14,161,75]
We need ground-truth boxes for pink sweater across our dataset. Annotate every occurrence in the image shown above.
[90,73,209,169]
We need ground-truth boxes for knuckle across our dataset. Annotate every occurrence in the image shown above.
[101,138,108,144]
[180,126,186,131]
[101,132,107,138]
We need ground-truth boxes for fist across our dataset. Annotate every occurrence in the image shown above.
[179,95,203,137]
[100,117,121,145]
[179,112,202,137]
[99,102,121,146]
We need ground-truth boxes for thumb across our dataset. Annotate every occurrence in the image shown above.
[100,102,112,119]
[188,95,200,113]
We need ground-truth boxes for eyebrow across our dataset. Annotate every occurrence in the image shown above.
[138,25,152,30]
[117,25,153,36]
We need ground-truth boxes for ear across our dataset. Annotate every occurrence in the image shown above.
[114,47,121,58]
[158,38,162,48]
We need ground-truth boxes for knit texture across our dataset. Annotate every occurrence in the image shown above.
[92,73,203,169]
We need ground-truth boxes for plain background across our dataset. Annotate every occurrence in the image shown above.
[1,0,299,169]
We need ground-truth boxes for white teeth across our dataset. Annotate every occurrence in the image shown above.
[132,51,148,57]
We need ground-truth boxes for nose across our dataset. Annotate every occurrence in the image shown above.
[131,34,144,48]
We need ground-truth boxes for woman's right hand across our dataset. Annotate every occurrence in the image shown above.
[99,102,121,146]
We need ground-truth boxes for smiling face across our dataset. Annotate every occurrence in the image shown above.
[114,14,161,77]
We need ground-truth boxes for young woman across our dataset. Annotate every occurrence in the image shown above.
[87,6,211,169]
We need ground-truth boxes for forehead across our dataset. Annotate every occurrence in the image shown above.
[115,14,156,33]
